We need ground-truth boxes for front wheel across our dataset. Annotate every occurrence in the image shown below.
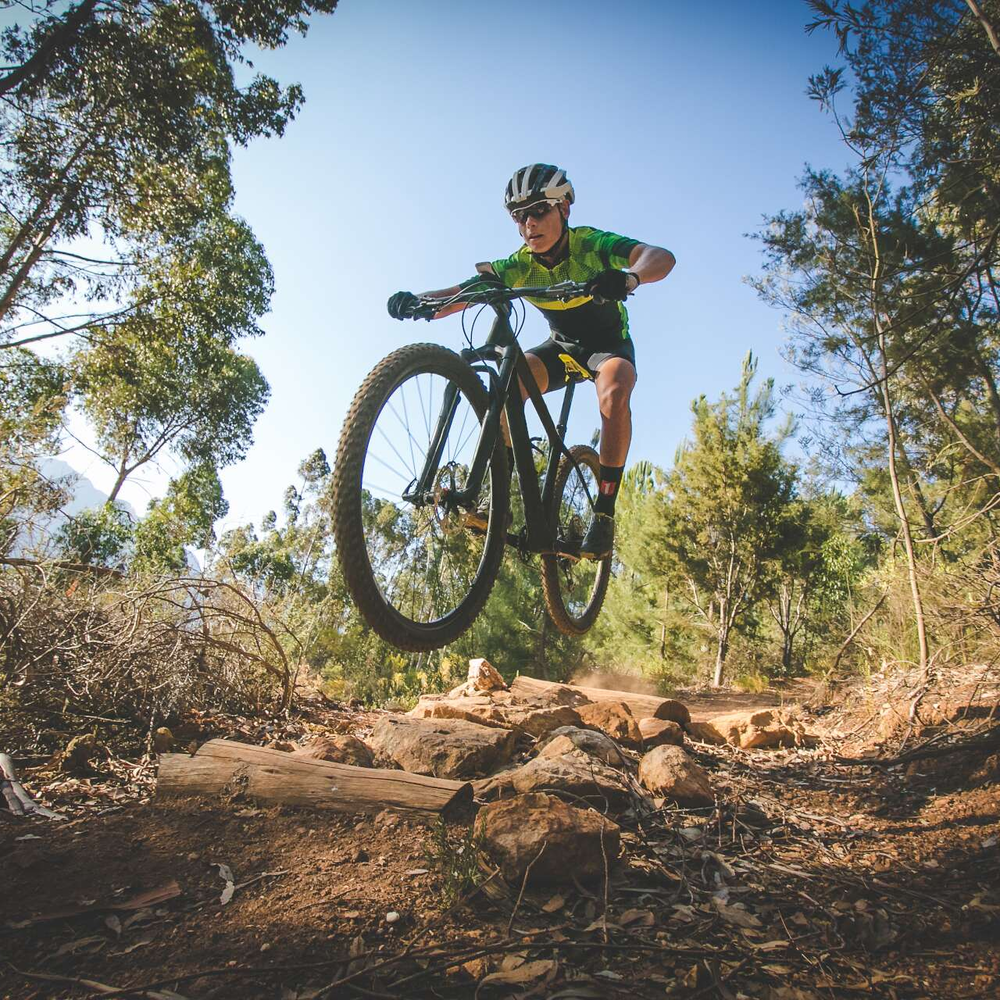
[330,343,509,651]
[541,445,612,635]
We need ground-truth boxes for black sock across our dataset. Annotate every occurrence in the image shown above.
[594,464,624,516]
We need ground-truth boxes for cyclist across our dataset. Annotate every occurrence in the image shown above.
[387,163,675,559]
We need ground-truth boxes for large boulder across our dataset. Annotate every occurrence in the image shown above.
[408,696,508,728]
[576,701,643,747]
[536,727,627,767]
[638,745,714,807]
[291,735,373,768]
[369,716,515,780]
[474,749,630,806]
[685,721,728,745]
[468,657,507,692]
[700,710,812,750]
[638,718,685,748]
[507,705,583,739]
[478,792,621,886]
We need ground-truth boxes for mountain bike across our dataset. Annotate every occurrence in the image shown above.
[330,280,612,652]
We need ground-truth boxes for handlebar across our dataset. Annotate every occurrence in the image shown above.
[409,280,590,319]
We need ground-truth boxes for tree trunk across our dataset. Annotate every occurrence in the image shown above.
[659,584,669,658]
[712,629,729,688]
[879,331,929,672]
[509,675,690,725]
[0,0,100,97]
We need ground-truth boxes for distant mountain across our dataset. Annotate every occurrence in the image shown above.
[39,458,136,520]
[14,459,201,572]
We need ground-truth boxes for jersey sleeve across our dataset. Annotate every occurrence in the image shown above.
[579,227,641,269]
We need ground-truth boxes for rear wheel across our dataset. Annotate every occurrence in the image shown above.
[541,445,612,635]
[331,343,508,651]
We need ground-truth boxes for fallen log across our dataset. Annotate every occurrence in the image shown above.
[510,675,690,726]
[0,752,65,819]
[156,739,473,822]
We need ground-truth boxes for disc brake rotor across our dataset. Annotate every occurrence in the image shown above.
[432,462,469,536]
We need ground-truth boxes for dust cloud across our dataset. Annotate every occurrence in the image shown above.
[569,671,660,695]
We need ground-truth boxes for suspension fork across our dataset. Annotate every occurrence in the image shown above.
[407,306,517,506]
[405,381,462,502]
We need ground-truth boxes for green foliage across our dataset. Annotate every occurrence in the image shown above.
[56,502,133,568]
[0,0,335,518]
[133,464,229,573]
[427,818,486,906]
[643,353,800,685]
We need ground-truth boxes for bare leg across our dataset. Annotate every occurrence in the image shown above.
[594,357,636,466]
[501,352,550,445]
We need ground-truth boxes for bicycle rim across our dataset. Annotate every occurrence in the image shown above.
[333,345,507,650]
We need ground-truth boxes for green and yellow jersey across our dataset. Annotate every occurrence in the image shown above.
[480,226,640,348]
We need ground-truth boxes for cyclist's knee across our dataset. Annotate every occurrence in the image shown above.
[520,352,549,399]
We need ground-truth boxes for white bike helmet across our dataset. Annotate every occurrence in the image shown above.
[504,163,575,212]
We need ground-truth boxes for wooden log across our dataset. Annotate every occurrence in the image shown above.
[510,675,690,726]
[156,738,473,822]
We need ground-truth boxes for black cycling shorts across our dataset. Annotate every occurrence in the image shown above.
[525,336,636,388]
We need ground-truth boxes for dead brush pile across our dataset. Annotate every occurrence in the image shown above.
[0,565,296,745]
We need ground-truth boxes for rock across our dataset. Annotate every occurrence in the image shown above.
[512,675,688,724]
[152,727,175,753]
[291,735,374,767]
[474,749,630,805]
[638,745,714,807]
[685,720,728,745]
[408,697,508,728]
[638,718,684,748]
[702,710,813,749]
[478,792,620,885]
[369,716,515,780]
[507,705,583,739]
[536,727,626,766]
[576,701,643,747]
[468,657,507,692]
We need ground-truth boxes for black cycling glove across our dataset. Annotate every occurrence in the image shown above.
[387,290,420,320]
[585,269,636,303]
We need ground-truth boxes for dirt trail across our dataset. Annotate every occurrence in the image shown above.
[1,684,997,1000]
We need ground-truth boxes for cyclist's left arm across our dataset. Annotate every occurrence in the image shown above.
[625,243,676,290]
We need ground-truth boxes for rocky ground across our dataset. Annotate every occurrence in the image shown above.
[1,662,998,1000]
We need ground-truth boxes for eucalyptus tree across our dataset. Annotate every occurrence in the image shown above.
[751,0,1000,672]
[0,0,338,509]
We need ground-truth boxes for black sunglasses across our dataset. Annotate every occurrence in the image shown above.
[511,202,555,225]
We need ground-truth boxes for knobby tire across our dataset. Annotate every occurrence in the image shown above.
[331,344,509,652]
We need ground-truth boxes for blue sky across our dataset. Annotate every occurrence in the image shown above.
[58,0,852,527]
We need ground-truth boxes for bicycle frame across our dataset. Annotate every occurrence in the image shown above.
[402,301,588,556]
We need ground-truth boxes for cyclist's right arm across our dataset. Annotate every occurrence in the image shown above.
[388,265,503,321]
[425,285,466,319]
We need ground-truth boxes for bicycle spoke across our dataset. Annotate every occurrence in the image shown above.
[358,366,493,627]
